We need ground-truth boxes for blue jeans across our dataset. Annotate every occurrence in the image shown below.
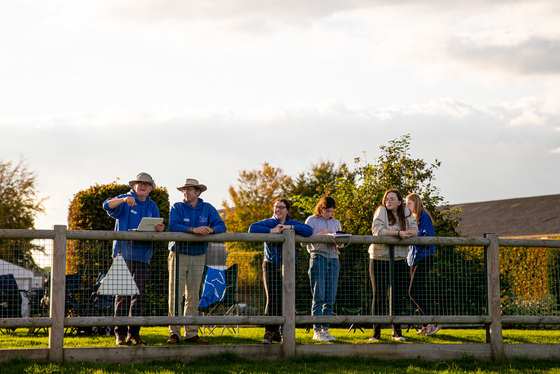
[308,255,340,331]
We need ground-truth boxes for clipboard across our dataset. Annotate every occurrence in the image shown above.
[134,217,163,231]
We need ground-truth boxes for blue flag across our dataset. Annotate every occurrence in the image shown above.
[199,267,226,308]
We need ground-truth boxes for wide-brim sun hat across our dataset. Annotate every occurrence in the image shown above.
[129,172,156,189]
[177,178,207,193]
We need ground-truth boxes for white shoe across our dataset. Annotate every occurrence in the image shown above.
[368,336,379,341]
[426,324,440,336]
[312,331,329,342]
[392,336,406,341]
[322,330,336,342]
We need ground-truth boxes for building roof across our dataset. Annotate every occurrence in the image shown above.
[447,194,560,238]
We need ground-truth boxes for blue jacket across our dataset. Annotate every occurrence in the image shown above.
[248,215,313,267]
[168,198,227,255]
[103,190,161,263]
[407,210,436,266]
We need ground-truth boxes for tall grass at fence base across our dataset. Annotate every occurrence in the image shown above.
[2,327,560,349]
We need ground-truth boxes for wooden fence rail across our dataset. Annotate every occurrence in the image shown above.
[1,226,560,362]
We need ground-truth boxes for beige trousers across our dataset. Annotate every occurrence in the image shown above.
[168,251,206,339]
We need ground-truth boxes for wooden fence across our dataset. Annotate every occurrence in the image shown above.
[1,226,560,362]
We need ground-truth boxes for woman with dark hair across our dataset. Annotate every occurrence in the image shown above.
[249,198,313,344]
[406,193,438,336]
[305,196,342,342]
[368,188,417,341]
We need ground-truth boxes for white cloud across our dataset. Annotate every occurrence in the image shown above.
[2,0,560,229]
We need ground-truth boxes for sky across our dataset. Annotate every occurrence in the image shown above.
[1,0,560,230]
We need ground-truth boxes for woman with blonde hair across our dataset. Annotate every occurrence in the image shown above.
[405,193,438,336]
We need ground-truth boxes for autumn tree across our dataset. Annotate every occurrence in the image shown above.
[221,163,292,294]
[0,159,48,272]
[223,162,292,233]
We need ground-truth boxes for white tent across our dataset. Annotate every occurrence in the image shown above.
[0,259,45,317]
[0,259,44,291]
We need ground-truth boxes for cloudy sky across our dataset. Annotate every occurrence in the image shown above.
[1,0,559,229]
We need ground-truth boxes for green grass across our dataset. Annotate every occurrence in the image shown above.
[2,328,560,373]
[2,326,560,348]
[4,353,560,374]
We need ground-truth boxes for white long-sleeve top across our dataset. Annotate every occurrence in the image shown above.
[369,206,417,260]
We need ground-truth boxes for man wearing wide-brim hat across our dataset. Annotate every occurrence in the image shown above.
[103,172,165,346]
[166,178,227,345]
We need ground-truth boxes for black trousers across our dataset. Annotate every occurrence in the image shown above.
[114,259,148,337]
[262,260,282,333]
[409,255,434,323]
[369,258,408,338]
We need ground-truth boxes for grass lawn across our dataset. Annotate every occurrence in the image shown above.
[1,326,560,348]
[2,327,560,373]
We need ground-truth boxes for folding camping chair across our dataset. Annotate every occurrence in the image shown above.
[0,274,22,333]
[65,272,85,334]
[342,306,364,333]
[78,272,114,335]
[199,264,240,336]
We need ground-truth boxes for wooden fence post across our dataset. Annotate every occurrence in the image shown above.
[49,225,67,362]
[485,233,504,360]
[282,229,296,358]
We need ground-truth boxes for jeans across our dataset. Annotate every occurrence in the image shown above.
[309,255,340,331]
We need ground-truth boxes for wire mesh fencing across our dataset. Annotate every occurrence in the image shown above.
[3,231,560,339]
[500,245,560,318]
[294,244,488,322]
[0,238,51,325]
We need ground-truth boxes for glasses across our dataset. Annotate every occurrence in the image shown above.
[384,198,398,203]
[274,206,287,210]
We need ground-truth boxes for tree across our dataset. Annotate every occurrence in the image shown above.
[222,162,292,233]
[293,134,459,236]
[221,163,292,293]
[0,159,48,272]
[0,159,46,229]
[288,160,352,222]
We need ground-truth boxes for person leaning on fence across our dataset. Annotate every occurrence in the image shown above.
[405,193,439,336]
[305,196,341,343]
[103,172,165,346]
[248,198,313,345]
[166,178,226,345]
[369,188,417,342]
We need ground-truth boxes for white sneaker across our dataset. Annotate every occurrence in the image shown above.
[322,331,336,342]
[392,335,406,341]
[312,331,329,342]
[426,324,440,336]
[368,336,379,341]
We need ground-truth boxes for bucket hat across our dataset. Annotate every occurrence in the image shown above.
[177,178,207,193]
